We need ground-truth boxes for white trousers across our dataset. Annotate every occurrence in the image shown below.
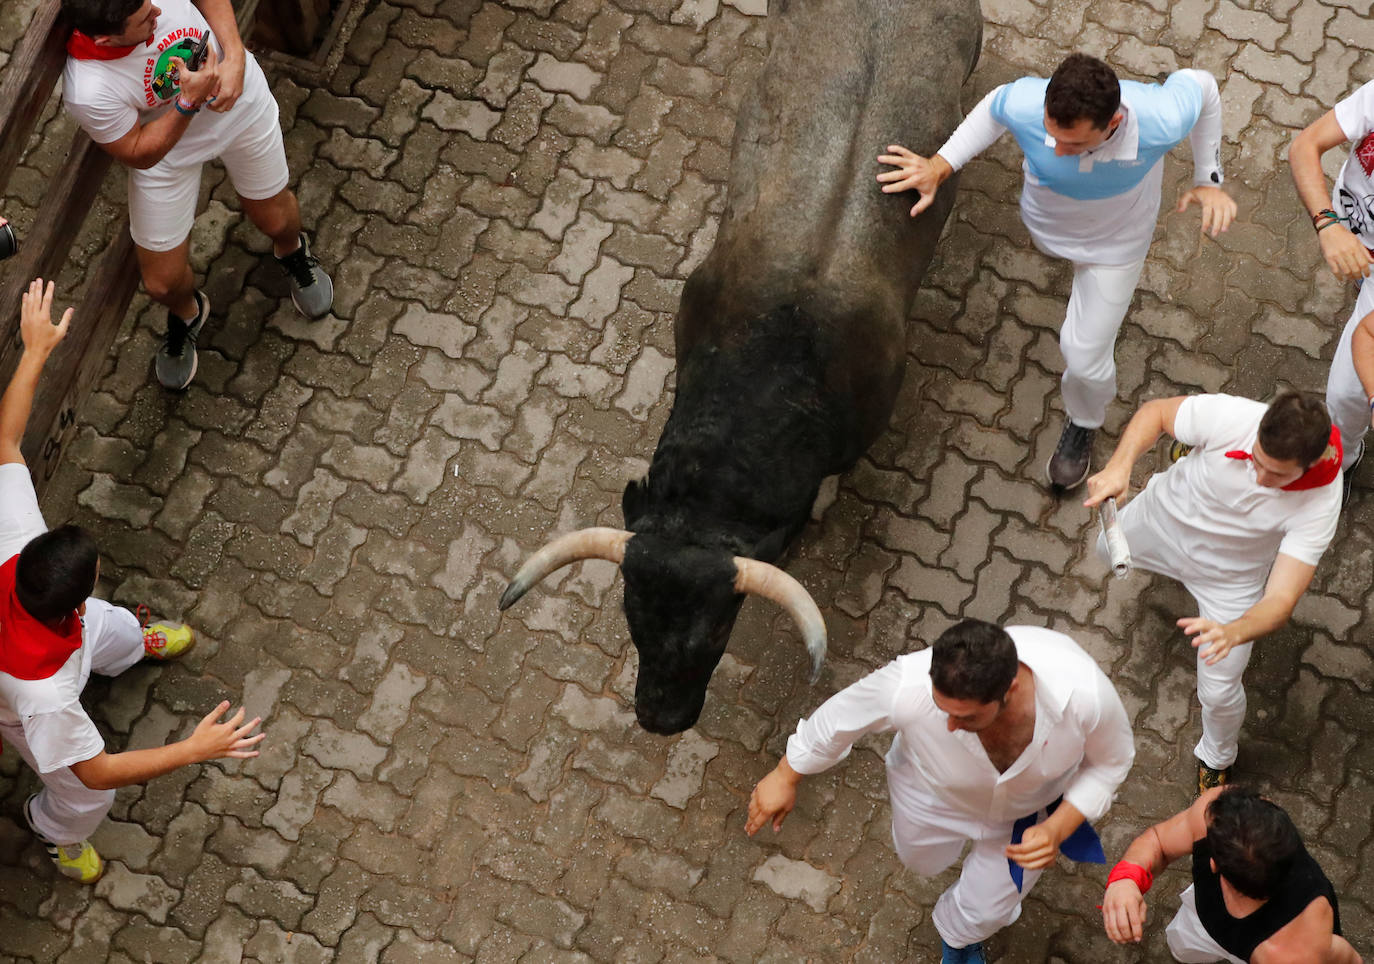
[1,599,144,844]
[1097,497,1261,770]
[889,789,1045,948]
[1060,260,1147,429]
[1324,281,1374,470]
[1165,885,1247,963]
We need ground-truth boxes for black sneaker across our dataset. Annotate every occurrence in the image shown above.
[1046,421,1095,490]
[275,231,334,319]
[155,290,209,390]
[1343,441,1364,507]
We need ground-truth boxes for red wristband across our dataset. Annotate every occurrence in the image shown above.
[1106,861,1153,894]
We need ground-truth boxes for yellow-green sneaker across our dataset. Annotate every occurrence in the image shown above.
[47,839,105,883]
[138,606,196,660]
[1169,440,1192,463]
[25,795,104,883]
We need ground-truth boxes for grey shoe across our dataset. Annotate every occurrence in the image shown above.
[276,231,333,319]
[1343,441,1364,507]
[155,290,209,391]
[1046,421,1095,490]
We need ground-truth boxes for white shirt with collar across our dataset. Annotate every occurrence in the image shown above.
[784,625,1134,829]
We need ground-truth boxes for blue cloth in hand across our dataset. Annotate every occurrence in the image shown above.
[1007,795,1105,892]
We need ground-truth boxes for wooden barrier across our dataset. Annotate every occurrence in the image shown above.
[0,0,138,493]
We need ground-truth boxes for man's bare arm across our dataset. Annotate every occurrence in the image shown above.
[1289,110,1371,280]
[1083,396,1187,507]
[96,50,220,170]
[1182,553,1316,665]
[69,701,263,790]
[192,0,247,111]
[1350,310,1374,404]
[1102,790,1216,945]
[0,280,72,465]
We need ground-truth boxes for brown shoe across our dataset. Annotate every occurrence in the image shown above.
[1197,759,1230,796]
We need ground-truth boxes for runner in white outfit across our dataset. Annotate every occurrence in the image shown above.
[60,0,332,390]
[1085,393,1340,790]
[1291,79,1374,478]
[746,621,1134,964]
[878,53,1235,490]
[0,279,265,882]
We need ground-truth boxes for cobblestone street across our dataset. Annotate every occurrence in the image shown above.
[2,0,1374,960]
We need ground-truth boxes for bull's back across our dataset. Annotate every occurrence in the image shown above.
[702,0,980,313]
[677,0,980,456]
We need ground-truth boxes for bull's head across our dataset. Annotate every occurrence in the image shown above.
[498,527,826,734]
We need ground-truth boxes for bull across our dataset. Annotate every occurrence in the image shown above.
[500,0,982,734]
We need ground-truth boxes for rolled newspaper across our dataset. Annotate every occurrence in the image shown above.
[1099,497,1132,578]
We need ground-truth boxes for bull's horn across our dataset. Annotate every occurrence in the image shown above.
[499,527,633,611]
[732,558,827,684]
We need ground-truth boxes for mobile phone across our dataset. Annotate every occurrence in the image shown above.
[188,32,211,71]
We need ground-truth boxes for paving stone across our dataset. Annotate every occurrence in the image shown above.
[649,729,720,810]
[243,919,332,964]
[303,718,390,778]
[95,862,180,925]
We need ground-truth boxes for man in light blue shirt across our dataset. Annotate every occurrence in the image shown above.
[879,53,1235,490]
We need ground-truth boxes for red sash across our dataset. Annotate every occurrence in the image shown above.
[66,30,140,61]
[1224,426,1343,492]
[0,555,82,681]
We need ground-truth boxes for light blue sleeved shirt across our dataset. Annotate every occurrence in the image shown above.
[932,68,1223,263]
[987,74,1207,201]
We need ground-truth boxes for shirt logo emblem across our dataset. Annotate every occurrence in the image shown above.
[1357,132,1374,178]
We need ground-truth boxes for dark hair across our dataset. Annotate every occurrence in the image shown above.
[1045,53,1121,130]
[61,0,144,37]
[1205,787,1301,900]
[15,525,99,623]
[930,619,1018,704]
[1258,392,1331,467]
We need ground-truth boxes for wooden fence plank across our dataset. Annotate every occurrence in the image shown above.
[21,231,140,482]
[0,0,65,199]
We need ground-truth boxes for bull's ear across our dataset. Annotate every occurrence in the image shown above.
[622,477,649,526]
[751,525,791,562]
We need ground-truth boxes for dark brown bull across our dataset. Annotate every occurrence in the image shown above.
[501,0,983,734]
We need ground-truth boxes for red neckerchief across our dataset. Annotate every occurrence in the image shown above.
[0,555,82,680]
[1224,426,1343,492]
[66,30,140,61]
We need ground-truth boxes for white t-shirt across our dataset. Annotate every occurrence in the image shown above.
[1332,79,1374,250]
[62,0,274,168]
[0,464,104,773]
[1135,395,1340,587]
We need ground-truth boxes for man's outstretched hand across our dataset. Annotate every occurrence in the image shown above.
[186,701,266,762]
[877,146,951,217]
[1176,185,1236,238]
[746,763,801,836]
[20,278,72,357]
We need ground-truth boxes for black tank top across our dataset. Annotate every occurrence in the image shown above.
[1192,837,1341,961]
